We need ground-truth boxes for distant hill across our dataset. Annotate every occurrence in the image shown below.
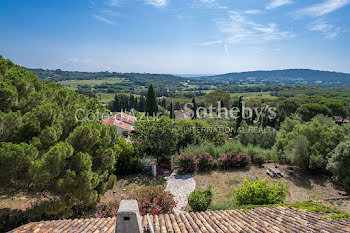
[29,68,350,89]
[195,69,350,85]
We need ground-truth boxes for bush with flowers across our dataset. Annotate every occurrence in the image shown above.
[87,200,120,218]
[197,152,215,171]
[130,186,176,215]
[217,150,251,169]
[177,152,198,174]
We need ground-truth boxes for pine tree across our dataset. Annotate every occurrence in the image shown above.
[145,84,158,116]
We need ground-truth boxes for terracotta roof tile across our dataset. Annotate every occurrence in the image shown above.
[101,115,133,131]
[115,113,137,123]
[9,207,350,233]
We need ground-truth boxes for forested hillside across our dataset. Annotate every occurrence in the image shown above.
[196,69,350,86]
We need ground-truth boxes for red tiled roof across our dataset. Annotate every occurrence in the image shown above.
[174,110,191,118]
[115,112,137,123]
[10,207,350,233]
[115,120,133,131]
[101,115,133,131]
[334,116,350,123]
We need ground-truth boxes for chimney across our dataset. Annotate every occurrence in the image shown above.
[116,200,143,233]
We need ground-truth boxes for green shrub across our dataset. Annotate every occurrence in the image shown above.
[181,141,268,161]
[181,141,218,158]
[177,152,198,174]
[275,115,344,171]
[253,154,265,166]
[188,186,213,212]
[209,201,232,211]
[327,140,350,192]
[234,179,289,206]
[197,153,215,171]
[115,138,141,175]
[217,151,251,169]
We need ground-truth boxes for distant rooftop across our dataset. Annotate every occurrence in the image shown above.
[101,113,136,131]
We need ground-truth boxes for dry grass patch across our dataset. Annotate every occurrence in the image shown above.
[193,163,347,208]
[101,174,166,204]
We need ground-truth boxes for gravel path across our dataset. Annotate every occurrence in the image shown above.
[165,173,196,213]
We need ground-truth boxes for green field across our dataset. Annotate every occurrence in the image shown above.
[59,77,128,90]
[231,91,278,100]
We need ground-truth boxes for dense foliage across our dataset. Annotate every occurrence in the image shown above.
[0,56,129,220]
[111,93,145,112]
[327,141,350,192]
[132,117,228,162]
[188,186,213,212]
[274,115,345,170]
[233,179,289,206]
[132,117,178,161]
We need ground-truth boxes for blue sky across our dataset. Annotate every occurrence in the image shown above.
[0,0,350,74]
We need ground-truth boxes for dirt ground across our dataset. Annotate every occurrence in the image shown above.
[101,174,166,203]
[193,163,350,212]
[0,174,164,217]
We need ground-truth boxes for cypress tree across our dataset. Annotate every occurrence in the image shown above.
[236,96,243,134]
[161,98,166,108]
[170,102,174,119]
[145,84,158,116]
[129,94,135,110]
[113,94,121,112]
[139,96,146,112]
[192,97,197,119]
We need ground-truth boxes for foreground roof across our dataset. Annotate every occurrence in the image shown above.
[10,207,350,233]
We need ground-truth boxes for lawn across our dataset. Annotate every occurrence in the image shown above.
[98,93,116,103]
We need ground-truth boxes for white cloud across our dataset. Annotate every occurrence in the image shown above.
[298,0,350,16]
[307,19,340,39]
[94,15,115,25]
[266,0,293,10]
[245,9,262,14]
[216,11,293,44]
[145,0,168,8]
